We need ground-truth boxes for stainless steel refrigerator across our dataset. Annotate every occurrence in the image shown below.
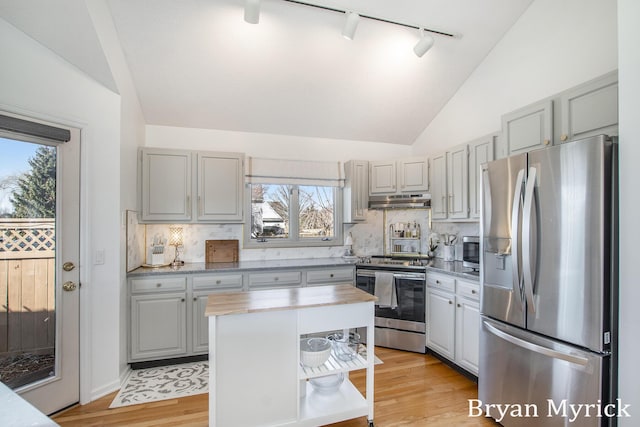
[479,135,618,426]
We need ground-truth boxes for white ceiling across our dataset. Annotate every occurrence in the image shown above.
[0,0,534,145]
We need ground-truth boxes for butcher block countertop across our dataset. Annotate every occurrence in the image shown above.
[205,283,377,317]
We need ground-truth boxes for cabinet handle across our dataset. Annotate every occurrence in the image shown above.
[457,303,461,307]
[449,300,453,305]
[216,280,221,284]
[543,139,551,146]
[274,277,279,281]
[449,194,454,212]
[330,274,334,278]
[471,289,476,294]
[435,280,440,284]
[156,283,162,288]
[198,196,202,216]
[181,298,185,302]
[193,297,197,301]
[187,195,191,215]
[560,134,568,142]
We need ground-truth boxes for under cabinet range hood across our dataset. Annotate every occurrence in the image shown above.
[368,194,431,209]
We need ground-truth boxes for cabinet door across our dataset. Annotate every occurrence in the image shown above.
[130,293,187,360]
[141,148,192,221]
[426,288,455,360]
[197,152,244,222]
[430,154,447,219]
[559,72,618,142]
[469,136,495,218]
[369,161,396,195]
[455,297,480,375]
[447,145,469,219]
[502,99,553,155]
[344,160,369,222]
[398,158,428,193]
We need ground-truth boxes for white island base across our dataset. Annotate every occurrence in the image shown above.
[206,284,376,427]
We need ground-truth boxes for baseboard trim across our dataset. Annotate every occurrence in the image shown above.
[90,379,122,402]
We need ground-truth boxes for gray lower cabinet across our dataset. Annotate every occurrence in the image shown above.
[129,265,355,362]
[426,272,480,375]
[191,273,244,354]
[130,276,188,361]
[305,266,354,286]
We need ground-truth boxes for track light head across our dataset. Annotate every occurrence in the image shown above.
[244,0,260,24]
[342,11,360,40]
[413,30,434,57]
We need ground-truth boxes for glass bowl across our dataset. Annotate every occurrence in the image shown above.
[309,373,345,394]
[300,337,331,368]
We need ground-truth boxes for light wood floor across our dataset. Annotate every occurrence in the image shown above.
[52,347,499,426]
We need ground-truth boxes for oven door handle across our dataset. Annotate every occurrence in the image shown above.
[393,274,425,280]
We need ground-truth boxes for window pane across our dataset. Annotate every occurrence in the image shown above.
[250,184,290,240]
[298,186,334,239]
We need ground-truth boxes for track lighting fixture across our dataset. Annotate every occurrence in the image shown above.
[413,29,435,57]
[244,0,260,24]
[341,11,360,40]
[244,0,455,57]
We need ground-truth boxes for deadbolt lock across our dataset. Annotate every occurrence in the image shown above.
[63,281,77,292]
[63,262,76,272]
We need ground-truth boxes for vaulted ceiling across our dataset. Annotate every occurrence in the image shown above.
[0,0,534,145]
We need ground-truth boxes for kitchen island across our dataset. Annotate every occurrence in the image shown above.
[205,284,377,427]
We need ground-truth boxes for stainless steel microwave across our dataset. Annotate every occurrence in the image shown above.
[462,236,480,270]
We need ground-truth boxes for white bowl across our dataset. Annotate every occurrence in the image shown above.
[300,337,331,368]
[309,373,345,394]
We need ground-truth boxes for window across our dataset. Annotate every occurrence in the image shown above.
[248,183,340,246]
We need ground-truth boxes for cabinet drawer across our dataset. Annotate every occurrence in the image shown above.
[249,271,302,287]
[457,279,480,301]
[131,277,186,293]
[306,267,354,284]
[193,274,243,290]
[427,273,455,293]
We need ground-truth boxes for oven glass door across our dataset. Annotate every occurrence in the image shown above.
[376,274,425,323]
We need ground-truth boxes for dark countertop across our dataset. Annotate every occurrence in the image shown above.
[127,257,357,277]
[424,259,480,282]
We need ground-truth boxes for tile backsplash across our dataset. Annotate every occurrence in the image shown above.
[128,210,479,265]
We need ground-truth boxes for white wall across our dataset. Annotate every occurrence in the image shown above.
[412,0,618,156]
[86,0,147,388]
[146,125,411,162]
[617,0,640,423]
[0,17,122,403]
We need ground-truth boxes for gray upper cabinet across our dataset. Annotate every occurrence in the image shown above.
[469,135,496,218]
[197,152,244,222]
[369,161,396,194]
[430,153,447,219]
[141,148,192,221]
[398,158,429,193]
[559,71,618,142]
[446,145,469,219]
[502,99,553,156]
[501,71,618,157]
[343,160,369,223]
[140,148,244,223]
[369,157,428,195]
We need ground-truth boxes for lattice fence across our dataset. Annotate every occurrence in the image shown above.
[0,219,55,260]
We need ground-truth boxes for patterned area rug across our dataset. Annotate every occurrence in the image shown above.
[110,349,382,408]
[109,361,208,408]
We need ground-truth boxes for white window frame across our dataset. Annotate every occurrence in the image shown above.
[244,183,343,249]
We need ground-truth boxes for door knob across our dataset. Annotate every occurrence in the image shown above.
[63,281,77,292]
[63,262,75,272]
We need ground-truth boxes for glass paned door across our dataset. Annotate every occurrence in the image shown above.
[0,127,80,414]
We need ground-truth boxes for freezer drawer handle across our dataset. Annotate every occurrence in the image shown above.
[484,321,588,366]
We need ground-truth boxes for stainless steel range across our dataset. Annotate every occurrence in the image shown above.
[355,256,427,353]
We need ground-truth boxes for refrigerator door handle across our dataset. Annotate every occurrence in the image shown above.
[511,168,525,298]
[483,320,589,366]
[522,166,537,313]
